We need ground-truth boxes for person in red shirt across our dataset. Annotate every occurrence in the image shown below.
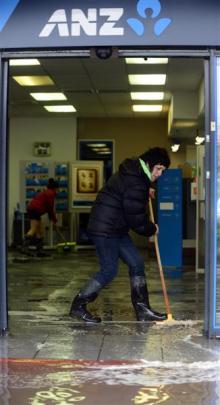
[21,178,58,257]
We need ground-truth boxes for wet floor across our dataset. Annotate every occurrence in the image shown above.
[0,249,219,404]
[7,250,204,321]
[1,359,220,404]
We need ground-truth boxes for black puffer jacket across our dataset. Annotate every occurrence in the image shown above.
[87,158,156,237]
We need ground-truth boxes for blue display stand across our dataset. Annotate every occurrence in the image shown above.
[157,169,182,274]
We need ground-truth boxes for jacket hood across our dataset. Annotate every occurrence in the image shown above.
[119,158,139,176]
[119,158,150,183]
[119,158,151,185]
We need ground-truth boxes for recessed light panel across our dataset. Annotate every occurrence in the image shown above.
[130,92,164,100]
[87,143,107,147]
[126,58,168,64]
[13,76,54,86]
[132,105,162,112]
[92,148,110,152]
[96,151,111,154]
[30,93,67,101]
[44,105,76,112]
[128,74,166,85]
[10,59,40,66]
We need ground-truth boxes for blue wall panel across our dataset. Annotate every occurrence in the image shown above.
[157,169,182,269]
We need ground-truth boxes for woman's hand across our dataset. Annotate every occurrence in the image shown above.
[154,224,159,235]
[149,188,155,199]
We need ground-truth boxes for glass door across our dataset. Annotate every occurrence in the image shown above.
[206,54,220,337]
[215,58,220,330]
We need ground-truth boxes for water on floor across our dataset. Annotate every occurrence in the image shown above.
[1,359,220,404]
[7,249,204,321]
[1,249,218,404]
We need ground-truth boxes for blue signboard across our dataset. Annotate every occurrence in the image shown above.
[0,0,220,49]
[157,168,182,271]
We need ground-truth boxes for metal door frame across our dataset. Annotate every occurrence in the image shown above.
[206,50,220,337]
[0,54,8,334]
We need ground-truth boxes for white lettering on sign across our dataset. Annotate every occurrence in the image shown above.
[39,9,69,37]
[39,8,124,37]
[99,8,124,36]
[71,9,97,36]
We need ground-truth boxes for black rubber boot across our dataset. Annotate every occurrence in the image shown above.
[69,279,102,323]
[130,275,167,322]
[20,236,35,256]
[36,238,50,257]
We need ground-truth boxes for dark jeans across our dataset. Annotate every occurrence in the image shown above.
[90,234,145,287]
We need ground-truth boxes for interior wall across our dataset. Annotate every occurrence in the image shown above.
[170,149,187,169]
[186,145,197,165]
[77,117,186,169]
[8,117,77,244]
[78,117,187,247]
[8,115,189,247]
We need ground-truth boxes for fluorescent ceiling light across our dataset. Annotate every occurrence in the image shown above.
[92,148,110,152]
[13,76,54,86]
[128,74,166,85]
[30,92,67,101]
[44,105,76,113]
[132,105,162,112]
[130,92,164,100]
[87,143,107,147]
[171,144,180,152]
[96,151,111,154]
[10,59,40,66]
[126,57,168,64]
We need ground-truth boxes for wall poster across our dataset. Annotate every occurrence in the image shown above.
[70,160,103,209]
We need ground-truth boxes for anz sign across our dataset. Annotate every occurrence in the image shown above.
[39,8,125,37]
[39,0,172,38]
[0,0,218,48]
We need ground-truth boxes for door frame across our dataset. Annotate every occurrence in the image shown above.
[0,48,217,335]
[206,50,220,337]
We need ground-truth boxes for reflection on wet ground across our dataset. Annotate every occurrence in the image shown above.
[0,250,217,404]
[0,359,220,404]
[7,250,204,321]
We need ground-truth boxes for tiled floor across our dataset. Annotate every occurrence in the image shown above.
[1,249,220,404]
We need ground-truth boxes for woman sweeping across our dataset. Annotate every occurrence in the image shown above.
[21,178,58,257]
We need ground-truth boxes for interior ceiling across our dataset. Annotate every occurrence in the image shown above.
[8,56,204,142]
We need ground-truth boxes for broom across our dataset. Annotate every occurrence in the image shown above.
[55,227,76,252]
[149,198,174,322]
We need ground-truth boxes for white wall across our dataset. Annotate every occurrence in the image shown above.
[9,117,77,244]
[186,145,196,165]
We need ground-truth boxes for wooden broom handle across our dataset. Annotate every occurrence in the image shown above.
[149,198,171,315]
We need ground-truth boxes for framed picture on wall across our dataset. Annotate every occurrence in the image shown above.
[70,160,104,209]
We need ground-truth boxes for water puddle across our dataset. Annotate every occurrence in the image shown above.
[0,359,220,404]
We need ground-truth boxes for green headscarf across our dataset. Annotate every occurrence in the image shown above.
[139,158,152,181]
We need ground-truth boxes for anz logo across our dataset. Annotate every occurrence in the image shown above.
[39,0,172,38]
[127,0,172,36]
